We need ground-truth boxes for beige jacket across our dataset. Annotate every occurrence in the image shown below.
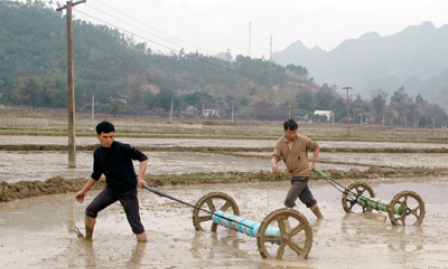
[272,134,319,177]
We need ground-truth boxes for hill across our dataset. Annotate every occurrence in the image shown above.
[0,0,313,118]
[272,22,448,110]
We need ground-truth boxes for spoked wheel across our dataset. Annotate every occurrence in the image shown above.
[389,191,425,226]
[256,209,313,260]
[192,192,240,232]
[342,182,375,213]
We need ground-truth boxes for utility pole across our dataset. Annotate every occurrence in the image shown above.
[343,86,352,135]
[248,21,251,57]
[169,99,174,124]
[91,92,94,121]
[269,35,272,89]
[231,102,234,125]
[57,0,86,168]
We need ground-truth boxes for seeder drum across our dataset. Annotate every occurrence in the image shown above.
[342,182,425,226]
[192,192,313,259]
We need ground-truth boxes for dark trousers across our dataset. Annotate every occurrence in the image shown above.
[284,177,317,208]
[86,187,145,234]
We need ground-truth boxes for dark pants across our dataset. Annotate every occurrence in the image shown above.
[86,187,145,234]
[284,177,317,208]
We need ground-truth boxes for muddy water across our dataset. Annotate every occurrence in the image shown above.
[0,151,368,183]
[0,177,447,268]
[1,135,447,149]
[1,150,446,183]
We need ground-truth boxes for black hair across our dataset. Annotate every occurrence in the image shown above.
[96,121,115,134]
[283,119,298,131]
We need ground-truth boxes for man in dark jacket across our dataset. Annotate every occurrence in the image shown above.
[76,121,148,241]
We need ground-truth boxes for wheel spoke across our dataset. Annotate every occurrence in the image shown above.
[288,241,304,256]
[220,201,231,212]
[276,243,286,259]
[199,215,212,222]
[400,214,407,226]
[264,235,281,242]
[277,217,287,233]
[348,201,356,210]
[205,200,216,212]
[411,208,420,218]
[289,224,304,237]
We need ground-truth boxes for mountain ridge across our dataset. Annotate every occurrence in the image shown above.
[272,21,448,109]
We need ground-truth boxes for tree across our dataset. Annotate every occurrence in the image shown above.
[12,76,44,107]
[109,102,120,117]
[370,89,387,124]
[295,87,315,115]
[157,87,177,111]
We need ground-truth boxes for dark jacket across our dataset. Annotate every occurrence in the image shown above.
[91,141,148,192]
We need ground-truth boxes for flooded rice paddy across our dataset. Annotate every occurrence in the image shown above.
[0,151,374,183]
[1,150,448,183]
[0,135,447,149]
[0,178,447,268]
[1,135,448,268]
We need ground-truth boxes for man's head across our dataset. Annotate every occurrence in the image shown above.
[283,119,298,142]
[95,121,115,148]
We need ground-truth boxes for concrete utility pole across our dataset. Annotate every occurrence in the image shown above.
[248,21,251,57]
[343,86,352,135]
[92,92,94,121]
[57,0,86,168]
[169,99,174,124]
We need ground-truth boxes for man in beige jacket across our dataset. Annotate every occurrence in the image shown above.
[271,119,323,219]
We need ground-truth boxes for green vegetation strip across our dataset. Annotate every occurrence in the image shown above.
[2,167,448,203]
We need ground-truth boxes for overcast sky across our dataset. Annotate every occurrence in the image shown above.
[57,0,448,58]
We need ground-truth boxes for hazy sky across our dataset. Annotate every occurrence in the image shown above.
[53,0,448,58]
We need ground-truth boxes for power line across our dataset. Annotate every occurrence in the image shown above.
[36,0,273,84]
[73,10,271,84]
[83,2,203,54]
[92,0,209,54]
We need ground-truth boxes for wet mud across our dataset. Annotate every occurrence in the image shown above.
[1,178,447,268]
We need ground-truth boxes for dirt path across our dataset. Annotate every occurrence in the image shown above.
[1,178,447,268]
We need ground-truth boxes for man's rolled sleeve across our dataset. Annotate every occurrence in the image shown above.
[272,140,283,162]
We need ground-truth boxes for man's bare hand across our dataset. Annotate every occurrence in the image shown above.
[272,163,280,174]
[75,191,86,203]
[138,177,147,188]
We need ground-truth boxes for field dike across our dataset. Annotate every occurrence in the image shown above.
[1,144,448,153]
[1,167,447,203]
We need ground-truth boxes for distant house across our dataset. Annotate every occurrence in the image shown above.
[110,95,129,105]
[313,110,334,122]
[185,105,198,117]
[202,103,220,117]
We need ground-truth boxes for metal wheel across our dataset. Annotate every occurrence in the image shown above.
[256,208,313,260]
[192,192,239,232]
[389,191,425,226]
[342,182,375,213]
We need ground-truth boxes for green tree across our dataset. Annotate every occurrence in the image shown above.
[109,102,121,117]
[157,87,177,111]
[13,76,44,107]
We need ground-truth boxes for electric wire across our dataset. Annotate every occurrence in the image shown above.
[92,0,209,54]
[72,8,271,84]
[82,3,201,54]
